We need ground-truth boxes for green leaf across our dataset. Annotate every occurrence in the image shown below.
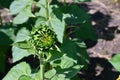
[49,6,65,43]
[13,41,31,49]
[35,16,65,43]
[45,69,56,79]
[64,65,83,78]
[35,4,65,43]
[48,50,63,62]
[0,31,13,46]
[54,60,83,79]
[51,74,66,80]
[75,39,89,65]
[46,50,84,79]
[109,53,120,72]
[36,0,46,7]
[13,28,35,62]
[75,41,86,48]
[15,27,30,43]
[46,50,83,79]
[60,38,89,65]
[75,21,97,41]
[36,0,48,18]
[21,5,35,17]
[13,13,29,24]
[10,0,34,24]
[47,50,63,67]
[49,17,65,43]
[10,0,33,14]
[13,5,35,24]
[60,55,75,69]
[18,75,32,80]
[12,46,34,62]
[35,17,47,26]
[77,47,89,66]
[3,62,31,80]
[0,25,15,45]
[60,39,78,60]
[53,65,83,79]
[61,5,90,25]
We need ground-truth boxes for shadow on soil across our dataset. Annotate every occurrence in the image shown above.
[79,3,119,41]
[79,57,120,80]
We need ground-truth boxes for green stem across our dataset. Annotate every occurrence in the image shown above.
[40,62,44,80]
[39,52,45,80]
[46,0,50,20]
[63,0,66,6]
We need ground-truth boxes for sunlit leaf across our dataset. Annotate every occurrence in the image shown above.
[3,62,31,80]
[13,5,35,24]
[13,13,29,24]
[10,0,33,14]
[51,74,66,80]
[45,69,56,79]
[12,46,34,62]
[15,27,30,43]
[13,41,31,49]
[109,53,120,72]
[60,55,75,69]
[18,75,32,80]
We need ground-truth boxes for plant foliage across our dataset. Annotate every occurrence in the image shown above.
[109,53,120,72]
[1,0,97,80]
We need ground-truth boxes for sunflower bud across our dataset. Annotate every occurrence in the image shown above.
[30,25,56,51]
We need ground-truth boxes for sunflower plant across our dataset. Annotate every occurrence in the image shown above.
[2,0,97,80]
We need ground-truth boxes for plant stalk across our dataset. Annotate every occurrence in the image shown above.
[39,52,45,80]
[63,0,66,6]
[46,0,50,20]
[39,0,50,79]
[40,62,44,80]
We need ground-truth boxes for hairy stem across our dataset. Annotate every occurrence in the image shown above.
[39,1,50,79]
[39,52,45,80]
[40,61,44,80]
[46,0,50,20]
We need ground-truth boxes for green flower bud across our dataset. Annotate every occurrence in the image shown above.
[30,25,56,50]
